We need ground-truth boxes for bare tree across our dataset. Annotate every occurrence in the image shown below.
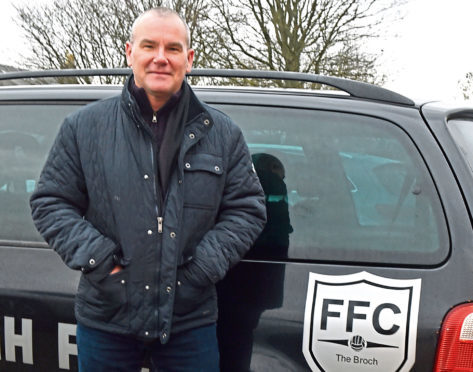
[202,0,402,86]
[14,0,210,83]
[459,72,473,101]
[14,0,400,86]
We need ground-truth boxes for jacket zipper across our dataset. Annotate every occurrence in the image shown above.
[129,96,163,337]
[148,141,163,339]
[149,143,164,234]
[129,96,164,235]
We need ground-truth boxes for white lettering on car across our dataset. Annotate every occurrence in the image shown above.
[4,316,33,364]
[58,323,77,370]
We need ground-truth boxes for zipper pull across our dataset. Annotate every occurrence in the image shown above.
[157,216,163,233]
[152,112,157,123]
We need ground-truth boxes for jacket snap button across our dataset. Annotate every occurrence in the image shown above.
[215,166,220,172]
[144,174,149,179]
[162,333,167,339]
[204,119,210,125]
[147,230,153,235]
[166,286,172,293]
[185,163,191,169]
[145,285,150,290]
[189,133,195,139]
[145,331,149,336]
[170,232,176,238]
[121,280,125,285]
[178,179,183,184]
[177,281,182,286]
[89,258,96,265]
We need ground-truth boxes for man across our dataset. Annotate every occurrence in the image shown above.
[30,7,266,371]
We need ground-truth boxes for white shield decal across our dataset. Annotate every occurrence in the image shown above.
[303,272,421,372]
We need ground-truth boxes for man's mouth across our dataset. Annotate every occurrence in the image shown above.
[148,71,171,76]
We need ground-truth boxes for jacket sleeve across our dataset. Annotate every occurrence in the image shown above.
[30,117,118,276]
[181,126,267,287]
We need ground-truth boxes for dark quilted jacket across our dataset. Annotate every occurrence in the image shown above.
[30,77,266,343]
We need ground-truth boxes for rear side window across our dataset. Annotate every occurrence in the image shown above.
[217,105,448,266]
[448,118,473,172]
[0,104,81,243]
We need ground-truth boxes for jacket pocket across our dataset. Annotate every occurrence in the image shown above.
[173,269,213,316]
[183,153,223,209]
[77,268,129,326]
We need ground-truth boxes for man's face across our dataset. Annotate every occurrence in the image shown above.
[125,13,194,104]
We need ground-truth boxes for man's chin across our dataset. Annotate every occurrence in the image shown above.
[145,84,173,96]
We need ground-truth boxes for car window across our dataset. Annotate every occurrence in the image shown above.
[448,118,473,173]
[216,104,448,266]
[0,104,81,243]
[0,100,449,267]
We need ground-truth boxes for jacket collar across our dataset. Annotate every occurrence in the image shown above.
[129,78,182,125]
[122,74,207,127]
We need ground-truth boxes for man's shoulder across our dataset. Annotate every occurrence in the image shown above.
[204,104,238,131]
[199,104,248,153]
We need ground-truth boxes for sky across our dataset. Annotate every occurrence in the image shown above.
[374,0,473,102]
[0,0,472,103]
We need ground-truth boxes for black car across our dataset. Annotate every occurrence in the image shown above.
[0,69,472,371]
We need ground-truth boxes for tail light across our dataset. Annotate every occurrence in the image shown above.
[435,303,473,371]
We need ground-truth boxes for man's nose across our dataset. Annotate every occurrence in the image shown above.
[152,48,168,64]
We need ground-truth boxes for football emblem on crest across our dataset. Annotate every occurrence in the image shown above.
[350,335,366,352]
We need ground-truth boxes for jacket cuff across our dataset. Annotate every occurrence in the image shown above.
[80,243,122,275]
[182,259,218,287]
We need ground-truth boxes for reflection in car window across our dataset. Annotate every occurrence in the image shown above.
[0,104,81,243]
[216,105,448,265]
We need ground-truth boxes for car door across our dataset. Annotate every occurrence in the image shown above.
[0,102,83,371]
[213,94,472,371]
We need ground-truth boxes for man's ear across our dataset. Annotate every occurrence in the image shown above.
[186,49,195,73]
[125,42,133,67]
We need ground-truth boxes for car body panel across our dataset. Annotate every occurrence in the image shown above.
[0,81,473,371]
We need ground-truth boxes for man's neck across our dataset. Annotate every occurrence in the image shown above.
[147,94,171,112]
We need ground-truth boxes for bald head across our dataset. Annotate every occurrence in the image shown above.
[129,7,191,48]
